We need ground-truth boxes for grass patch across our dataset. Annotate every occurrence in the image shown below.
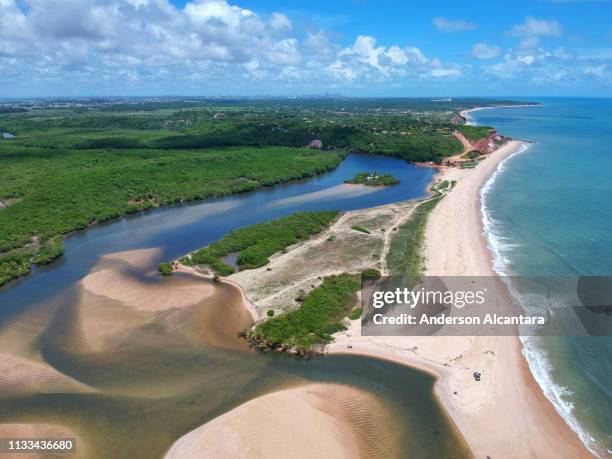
[184,211,339,275]
[345,172,399,186]
[456,125,492,142]
[351,225,371,234]
[350,307,363,320]
[252,273,360,351]
[387,197,444,277]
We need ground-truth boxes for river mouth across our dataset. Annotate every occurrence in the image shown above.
[0,154,469,458]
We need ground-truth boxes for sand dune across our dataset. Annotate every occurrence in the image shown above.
[164,383,393,459]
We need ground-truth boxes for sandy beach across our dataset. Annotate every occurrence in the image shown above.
[330,140,593,458]
[160,138,593,458]
[164,383,393,459]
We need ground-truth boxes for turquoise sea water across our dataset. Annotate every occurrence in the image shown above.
[471,98,612,456]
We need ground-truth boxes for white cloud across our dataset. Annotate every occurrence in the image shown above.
[472,43,501,60]
[0,0,604,94]
[269,12,291,32]
[303,31,336,59]
[510,17,563,48]
[331,35,440,82]
[432,17,476,32]
[584,64,607,77]
[429,68,462,78]
[510,17,563,37]
[266,38,301,66]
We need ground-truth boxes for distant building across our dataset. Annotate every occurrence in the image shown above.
[308,139,323,149]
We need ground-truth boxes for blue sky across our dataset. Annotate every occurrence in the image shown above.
[1,0,611,97]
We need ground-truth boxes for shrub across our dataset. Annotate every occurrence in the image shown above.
[362,268,381,280]
[158,262,173,276]
[255,273,360,350]
[351,225,371,234]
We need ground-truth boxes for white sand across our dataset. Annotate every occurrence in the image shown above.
[330,141,593,458]
[163,383,392,459]
[81,249,215,312]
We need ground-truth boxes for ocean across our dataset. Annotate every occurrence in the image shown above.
[472,98,612,457]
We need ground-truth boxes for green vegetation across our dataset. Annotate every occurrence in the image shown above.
[0,97,526,286]
[361,268,381,280]
[252,273,360,351]
[465,150,482,160]
[345,172,399,186]
[184,211,339,275]
[0,237,63,285]
[266,309,275,317]
[386,199,439,277]
[158,262,173,276]
[0,143,343,285]
[456,125,492,142]
[387,180,456,277]
[460,161,479,169]
[350,308,363,320]
[351,225,371,234]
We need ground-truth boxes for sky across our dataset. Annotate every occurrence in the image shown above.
[1,0,611,97]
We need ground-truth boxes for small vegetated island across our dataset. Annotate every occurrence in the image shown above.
[344,171,400,187]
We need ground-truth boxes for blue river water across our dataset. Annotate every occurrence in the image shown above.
[0,153,433,318]
[0,153,474,458]
[472,98,612,456]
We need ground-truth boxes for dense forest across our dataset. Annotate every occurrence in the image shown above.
[0,144,343,285]
[0,97,516,285]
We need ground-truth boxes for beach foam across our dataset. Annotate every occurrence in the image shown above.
[479,135,607,457]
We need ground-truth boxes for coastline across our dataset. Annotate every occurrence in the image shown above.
[460,104,540,125]
[329,139,593,458]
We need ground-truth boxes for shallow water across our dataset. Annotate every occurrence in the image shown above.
[0,154,470,458]
[474,99,612,456]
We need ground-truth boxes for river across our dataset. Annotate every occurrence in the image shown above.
[0,153,470,458]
